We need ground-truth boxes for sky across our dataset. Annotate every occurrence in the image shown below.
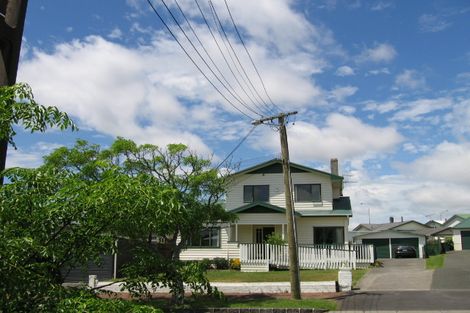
[7,0,470,228]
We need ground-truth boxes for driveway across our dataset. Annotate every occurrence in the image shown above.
[432,250,470,290]
[357,258,433,291]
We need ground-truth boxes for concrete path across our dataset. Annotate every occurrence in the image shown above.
[357,259,433,291]
[432,250,470,290]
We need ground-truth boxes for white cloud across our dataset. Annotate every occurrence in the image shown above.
[357,43,397,63]
[335,65,355,76]
[391,97,452,122]
[367,67,390,76]
[418,14,451,33]
[364,100,399,114]
[394,69,426,90]
[398,141,470,185]
[402,142,430,154]
[339,106,356,114]
[444,99,470,138]
[371,1,394,11]
[329,85,358,102]
[108,27,123,39]
[251,114,403,162]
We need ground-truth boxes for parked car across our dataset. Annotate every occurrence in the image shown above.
[394,245,417,258]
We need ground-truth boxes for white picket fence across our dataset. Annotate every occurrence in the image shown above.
[240,243,374,271]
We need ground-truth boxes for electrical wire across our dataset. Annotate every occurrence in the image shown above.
[223,0,283,114]
[209,0,276,116]
[216,124,257,169]
[173,0,251,111]
[145,0,256,120]
[158,0,264,118]
[195,0,270,117]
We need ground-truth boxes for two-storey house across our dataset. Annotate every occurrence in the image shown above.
[179,158,353,262]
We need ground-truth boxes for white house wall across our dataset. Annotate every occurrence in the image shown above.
[225,173,333,211]
[179,227,240,261]
[297,216,349,245]
[453,229,462,251]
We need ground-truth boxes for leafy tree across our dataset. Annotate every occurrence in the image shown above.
[0,82,77,184]
[1,137,234,310]
[0,82,77,146]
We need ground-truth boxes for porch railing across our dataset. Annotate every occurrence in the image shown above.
[240,243,374,270]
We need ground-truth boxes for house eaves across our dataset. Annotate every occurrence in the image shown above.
[230,159,343,181]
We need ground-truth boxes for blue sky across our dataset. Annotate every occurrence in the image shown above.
[8,0,470,227]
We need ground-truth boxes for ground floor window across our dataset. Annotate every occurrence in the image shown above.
[188,227,220,248]
[313,227,344,245]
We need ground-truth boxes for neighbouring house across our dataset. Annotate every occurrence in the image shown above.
[425,220,444,228]
[432,214,470,251]
[352,218,430,259]
[180,158,374,271]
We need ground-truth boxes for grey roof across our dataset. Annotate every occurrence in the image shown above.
[353,220,428,232]
[229,201,352,217]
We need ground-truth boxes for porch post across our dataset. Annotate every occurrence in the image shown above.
[236,223,239,242]
[282,224,286,240]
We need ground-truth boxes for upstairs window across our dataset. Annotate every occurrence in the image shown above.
[243,185,269,203]
[294,184,321,202]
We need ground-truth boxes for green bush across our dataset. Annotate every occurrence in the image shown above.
[213,258,229,269]
[425,240,441,257]
[265,233,287,245]
[200,258,212,269]
[57,290,163,313]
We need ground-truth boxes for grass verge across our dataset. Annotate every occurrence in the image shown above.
[207,269,336,282]
[352,269,368,287]
[426,254,445,269]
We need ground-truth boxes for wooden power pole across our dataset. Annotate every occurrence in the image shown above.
[0,0,29,185]
[253,111,301,299]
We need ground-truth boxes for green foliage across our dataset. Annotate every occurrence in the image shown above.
[57,290,163,313]
[212,258,230,270]
[425,239,442,257]
[265,233,287,245]
[0,83,77,147]
[426,254,445,269]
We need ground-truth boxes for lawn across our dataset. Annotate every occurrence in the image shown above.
[426,254,446,269]
[206,268,369,285]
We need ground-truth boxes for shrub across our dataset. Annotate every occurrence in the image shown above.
[200,258,212,270]
[265,233,287,245]
[229,258,241,270]
[212,258,229,270]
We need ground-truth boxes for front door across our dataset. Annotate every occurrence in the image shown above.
[255,226,275,243]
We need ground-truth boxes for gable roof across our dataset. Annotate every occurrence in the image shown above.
[229,202,294,215]
[443,214,470,227]
[353,220,428,232]
[229,201,351,217]
[231,159,343,181]
[454,218,470,229]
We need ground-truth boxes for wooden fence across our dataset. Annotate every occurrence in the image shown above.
[240,243,374,271]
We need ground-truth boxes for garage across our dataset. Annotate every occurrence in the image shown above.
[391,238,419,258]
[462,231,470,250]
[362,238,390,259]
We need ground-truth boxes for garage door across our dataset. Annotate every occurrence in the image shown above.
[391,238,419,258]
[362,239,390,259]
[462,231,470,250]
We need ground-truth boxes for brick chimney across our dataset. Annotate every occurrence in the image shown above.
[330,158,339,175]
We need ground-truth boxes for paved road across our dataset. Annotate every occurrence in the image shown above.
[340,252,470,311]
[338,290,470,311]
[432,250,470,290]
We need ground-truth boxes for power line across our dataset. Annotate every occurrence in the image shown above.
[209,0,276,116]
[145,0,256,120]
[216,124,257,169]
[195,0,271,117]
[223,0,283,114]
[173,0,252,112]
[158,0,264,118]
